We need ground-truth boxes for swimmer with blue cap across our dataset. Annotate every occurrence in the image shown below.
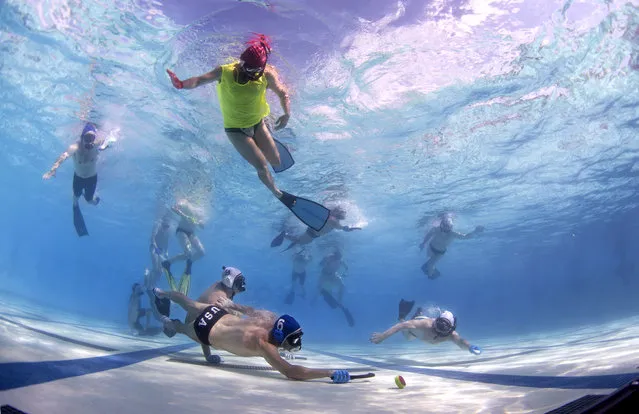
[43,122,117,236]
[153,286,352,382]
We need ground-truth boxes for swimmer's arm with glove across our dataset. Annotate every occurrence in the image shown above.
[166,66,222,90]
[171,202,203,228]
[451,331,482,355]
[42,144,76,180]
[454,225,485,240]
[369,320,419,344]
[259,339,341,382]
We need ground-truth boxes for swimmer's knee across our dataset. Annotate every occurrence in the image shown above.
[255,163,270,176]
[270,153,281,168]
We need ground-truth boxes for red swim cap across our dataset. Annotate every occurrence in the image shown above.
[240,33,271,69]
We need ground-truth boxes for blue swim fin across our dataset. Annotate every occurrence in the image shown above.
[272,139,295,173]
[73,205,88,237]
[279,191,329,232]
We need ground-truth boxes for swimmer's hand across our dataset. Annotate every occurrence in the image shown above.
[205,354,222,364]
[469,345,482,355]
[214,296,233,309]
[166,69,184,89]
[42,170,56,180]
[419,241,425,250]
[331,370,350,384]
[475,225,484,233]
[369,332,385,344]
[274,113,290,130]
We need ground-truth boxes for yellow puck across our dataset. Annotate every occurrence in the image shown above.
[394,375,406,389]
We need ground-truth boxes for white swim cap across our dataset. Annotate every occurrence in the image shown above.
[221,266,246,292]
[440,310,455,325]
[434,310,457,337]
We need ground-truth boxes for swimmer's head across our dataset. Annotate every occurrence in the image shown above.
[131,283,143,296]
[81,123,97,149]
[330,206,347,220]
[221,266,246,294]
[440,216,453,232]
[239,33,271,80]
[434,310,457,337]
[271,314,303,352]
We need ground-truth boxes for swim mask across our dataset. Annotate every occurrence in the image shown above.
[221,266,246,293]
[272,314,303,352]
[440,217,453,232]
[434,310,457,337]
[330,206,347,220]
[239,33,271,78]
[81,123,97,149]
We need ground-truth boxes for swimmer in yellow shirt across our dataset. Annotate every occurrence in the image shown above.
[166,33,330,232]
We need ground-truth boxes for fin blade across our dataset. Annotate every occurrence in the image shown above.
[272,139,295,173]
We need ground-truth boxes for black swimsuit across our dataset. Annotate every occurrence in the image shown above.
[193,305,228,345]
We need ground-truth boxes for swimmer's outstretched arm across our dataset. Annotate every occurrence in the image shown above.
[167,66,222,90]
[259,339,334,381]
[450,331,472,351]
[215,297,275,320]
[42,144,77,179]
[171,201,202,227]
[369,320,419,344]
[453,226,484,240]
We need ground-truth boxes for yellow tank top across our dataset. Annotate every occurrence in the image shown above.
[216,63,270,128]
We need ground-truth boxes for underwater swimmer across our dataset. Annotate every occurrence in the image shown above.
[166,33,330,232]
[370,299,481,355]
[419,215,484,279]
[153,287,352,383]
[271,206,362,250]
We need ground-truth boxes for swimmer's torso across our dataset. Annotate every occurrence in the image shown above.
[429,228,457,252]
[72,145,99,177]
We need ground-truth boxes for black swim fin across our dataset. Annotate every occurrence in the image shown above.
[321,290,339,309]
[73,205,89,237]
[284,290,295,305]
[155,296,171,317]
[271,231,286,247]
[398,299,415,320]
[272,139,295,173]
[279,191,330,232]
[342,307,355,327]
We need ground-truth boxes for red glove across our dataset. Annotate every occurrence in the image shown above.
[166,69,184,89]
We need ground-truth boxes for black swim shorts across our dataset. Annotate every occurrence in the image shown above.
[193,306,228,346]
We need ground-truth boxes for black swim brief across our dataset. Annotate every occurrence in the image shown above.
[224,120,263,137]
[176,227,193,238]
[193,305,228,346]
[429,243,447,255]
[73,174,98,201]
[292,270,306,285]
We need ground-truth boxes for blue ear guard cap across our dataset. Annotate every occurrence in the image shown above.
[81,123,97,140]
[272,314,303,352]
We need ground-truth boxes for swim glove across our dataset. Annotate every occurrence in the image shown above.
[469,345,482,355]
[206,354,222,364]
[331,370,350,384]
